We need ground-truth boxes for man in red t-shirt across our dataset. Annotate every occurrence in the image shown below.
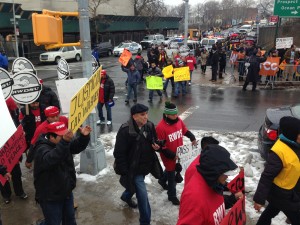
[25,106,68,169]
[185,52,197,85]
[156,101,197,205]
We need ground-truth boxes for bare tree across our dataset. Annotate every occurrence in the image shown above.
[133,0,166,16]
[89,0,110,44]
[258,0,274,18]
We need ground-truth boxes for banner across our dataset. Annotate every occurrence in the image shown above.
[174,66,190,82]
[176,140,200,173]
[118,49,132,66]
[276,37,293,49]
[259,57,280,76]
[0,88,16,149]
[162,65,174,79]
[0,125,27,185]
[146,76,163,90]
[279,60,286,71]
[220,197,246,225]
[230,51,238,65]
[69,67,101,132]
[227,169,245,193]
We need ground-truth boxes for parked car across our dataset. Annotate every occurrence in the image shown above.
[95,42,113,56]
[39,46,81,64]
[140,34,165,49]
[200,38,222,50]
[163,36,175,46]
[258,104,300,160]
[238,25,252,33]
[113,41,142,56]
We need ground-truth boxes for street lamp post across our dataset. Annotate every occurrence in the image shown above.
[12,0,19,57]
[183,0,189,45]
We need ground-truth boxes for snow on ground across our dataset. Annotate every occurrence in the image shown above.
[74,130,288,225]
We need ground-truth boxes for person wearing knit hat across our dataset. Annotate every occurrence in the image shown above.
[156,101,197,205]
[25,106,68,169]
[253,116,300,225]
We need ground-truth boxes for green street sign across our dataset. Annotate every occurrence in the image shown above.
[274,0,300,17]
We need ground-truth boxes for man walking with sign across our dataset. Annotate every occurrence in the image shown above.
[122,64,140,104]
[147,62,163,103]
[33,122,91,225]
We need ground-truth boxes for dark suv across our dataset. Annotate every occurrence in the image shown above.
[95,42,113,56]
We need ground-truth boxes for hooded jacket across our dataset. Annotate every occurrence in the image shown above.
[39,85,61,110]
[33,133,90,202]
[98,75,115,103]
[121,66,140,85]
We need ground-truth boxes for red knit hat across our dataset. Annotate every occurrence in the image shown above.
[44,106,59,117]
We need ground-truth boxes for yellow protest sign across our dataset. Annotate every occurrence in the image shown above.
[174,66,190,82]
[69,67,101,132]
[146,76,163,90]
[162,65,174,79]
[118,49,132,66]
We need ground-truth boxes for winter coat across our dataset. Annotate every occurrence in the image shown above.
[0,53,8,68]
[246,55,266,82]
[98,75,115,103]
[39,85,61,111]
[148,54,159,66]
[200,51,209,66]
[121,66,140,85]
[219,52,227,67]
[253,138,300,211]
[33,133,90,202]
[185,56,197,71]
[147,67,163,77]
[134,56,144,71]
[211,50,219,67]
[113,118,163,194]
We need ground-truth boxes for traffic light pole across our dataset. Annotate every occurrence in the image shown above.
[78,0,107,175]
[12,0,19,57]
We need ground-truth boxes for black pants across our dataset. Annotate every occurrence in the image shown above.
[243,79,257,91]
[257,203,300,225]
[211,65,218,81]
[201,65,207,73]
[219,64,226,78]
[0,163,24,199]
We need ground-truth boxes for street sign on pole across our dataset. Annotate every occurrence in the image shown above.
[274,1,300,17]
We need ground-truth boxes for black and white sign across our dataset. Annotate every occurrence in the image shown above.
[57,58,70,80]
[0,68,14,100]
[276,37,293,49]
[12,57,37,75]
[92,55,99,74]
[11,72,42,104]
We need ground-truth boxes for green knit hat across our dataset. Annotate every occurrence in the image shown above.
[164,101,178,115]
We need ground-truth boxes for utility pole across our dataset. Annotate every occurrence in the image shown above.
[78,0,107,175]
[183,0,189,45]
[12,0,19,57]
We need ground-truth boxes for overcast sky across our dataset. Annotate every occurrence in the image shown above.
[163,0,203,6]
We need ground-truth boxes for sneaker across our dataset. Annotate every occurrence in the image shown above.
[4,198,11,204]
[158,180,168,190]
[120,196,137,208]
[107,121,112,125]
[97,120,105,125]
[168,196,180,205]
[18,193,28,199]
[188,82,191,86]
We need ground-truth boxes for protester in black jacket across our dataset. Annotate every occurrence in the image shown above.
[253,116,300,225]
[39,81,61,110]
[33,122,91,225]
[114,104,163,225]
[210,46,219,82]
[218,48,227,79]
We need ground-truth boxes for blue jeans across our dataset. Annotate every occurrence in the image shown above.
[121,175,151,225]
[159,170,176,198]
[97,102,112,121]
[127,83,137,100]
[39,193,76,225]
[189,70,193,82]
[163,77,175,90]
[174,81,186,96]
[148,90,162,100]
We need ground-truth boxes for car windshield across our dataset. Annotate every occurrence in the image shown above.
[143,36,154,40]
[202,39,208,45]
[118,43,130,48]
[291,105,300,118]
[208,40,216,45]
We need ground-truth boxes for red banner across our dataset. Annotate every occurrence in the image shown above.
[220,197,246,225]
[0,125,27,185]
[227,169,245,193]
[259,57,280,76]
[118,49,132,66]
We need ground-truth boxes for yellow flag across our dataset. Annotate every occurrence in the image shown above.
[174,66,190,82]
[162,65,174,79]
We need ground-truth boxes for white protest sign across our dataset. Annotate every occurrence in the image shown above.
[92,55,99,74]
[11,72,42,104]
[0,87,16,148]
[0,68,14,100]
[12,57,37,75]
[276,37,293,49]
[55,78,96,114]
[177,140,201,173]
[57,58,70,80]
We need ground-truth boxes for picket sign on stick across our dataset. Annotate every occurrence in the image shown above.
[118,49,132,66]
[174,67,190,82]
[162,65,174,79]
[146,76,163,90]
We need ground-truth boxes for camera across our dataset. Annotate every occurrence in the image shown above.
[153,139,166,147]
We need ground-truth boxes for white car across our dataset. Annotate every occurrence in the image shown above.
[113,42,142,56]
[39,46,82,64]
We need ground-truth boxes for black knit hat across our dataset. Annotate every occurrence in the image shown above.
[279,116,300,142]
[164,101,178,115]
[131,103,148,115]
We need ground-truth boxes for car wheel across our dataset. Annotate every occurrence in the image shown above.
[75,54,81,62]
[107,50,112,56]
[55,56,61,64]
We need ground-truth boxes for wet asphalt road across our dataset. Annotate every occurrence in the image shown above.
[2,55,299,225]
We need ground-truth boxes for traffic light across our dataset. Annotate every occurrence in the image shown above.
[32,13,63,46]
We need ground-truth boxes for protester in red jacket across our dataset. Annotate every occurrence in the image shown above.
[177,145,242,225]
[185,52,197,85]
[156,101,196,205]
